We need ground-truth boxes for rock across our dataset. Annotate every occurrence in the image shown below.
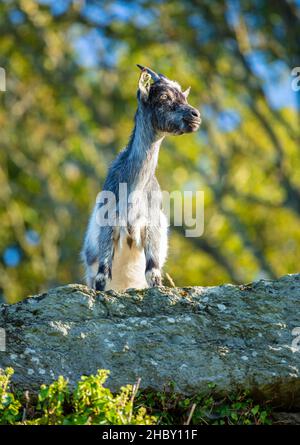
[272,412,300,425]
[0,274,300,408]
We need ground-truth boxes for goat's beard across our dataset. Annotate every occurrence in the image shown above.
[167,121,200,135]
[171,129,185,135]
[155,120,186,135]
[154,115,200,135]
[184,122,201,133]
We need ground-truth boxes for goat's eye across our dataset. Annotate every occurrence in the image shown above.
[160,93,169,101]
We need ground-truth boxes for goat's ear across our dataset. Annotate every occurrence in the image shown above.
[138,70,152,101]
[183,86,191,99]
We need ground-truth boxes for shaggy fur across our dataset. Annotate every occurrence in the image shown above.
[82,66,201,291]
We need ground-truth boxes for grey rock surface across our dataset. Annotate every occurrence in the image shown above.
[0,274,300,407]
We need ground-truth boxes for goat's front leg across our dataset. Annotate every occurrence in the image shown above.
[144,213,168,287]
[94,225,114,291]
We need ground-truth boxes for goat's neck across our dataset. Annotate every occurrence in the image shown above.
[127,107,164,189]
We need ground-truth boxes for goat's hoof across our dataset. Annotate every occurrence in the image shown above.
[95,273,106,291]
[146,268,162,288]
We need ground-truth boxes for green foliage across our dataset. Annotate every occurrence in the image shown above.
[0,368,155,425]
[36,375,70,425]
[137,384,273,425]
[29,370,155,425]
[0,368,22,424]
[0,367,273,425]
[190,391,272,425]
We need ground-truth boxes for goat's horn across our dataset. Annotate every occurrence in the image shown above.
[136,64,160,82]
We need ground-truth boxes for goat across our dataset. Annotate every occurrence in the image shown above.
[82,65,201,291]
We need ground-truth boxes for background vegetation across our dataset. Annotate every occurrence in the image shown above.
[0,367,272,425]
[0,0,299,303]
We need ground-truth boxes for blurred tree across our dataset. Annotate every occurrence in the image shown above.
[0,0,299,302]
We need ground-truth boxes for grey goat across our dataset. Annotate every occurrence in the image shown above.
[82,65,201,291]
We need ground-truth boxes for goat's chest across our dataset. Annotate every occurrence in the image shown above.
[108,239,147,291]
[110,214,148,291]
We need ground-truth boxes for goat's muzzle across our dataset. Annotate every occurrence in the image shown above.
[183,107,201,132]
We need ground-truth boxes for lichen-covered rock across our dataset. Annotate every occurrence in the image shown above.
[0,274,300,408]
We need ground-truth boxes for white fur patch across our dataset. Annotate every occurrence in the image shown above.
[107,242,147,291]
[86,261,98,288]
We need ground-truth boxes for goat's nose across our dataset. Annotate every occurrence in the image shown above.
[190,108,200,119]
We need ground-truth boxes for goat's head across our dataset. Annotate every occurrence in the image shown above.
[137,64,201,135]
